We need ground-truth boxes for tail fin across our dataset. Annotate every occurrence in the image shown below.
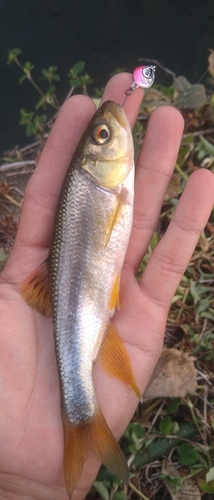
[63,406,128,499]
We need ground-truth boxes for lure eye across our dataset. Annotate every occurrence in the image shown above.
[91,124,110,144]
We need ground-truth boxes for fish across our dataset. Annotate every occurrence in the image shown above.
[20,100,141,498]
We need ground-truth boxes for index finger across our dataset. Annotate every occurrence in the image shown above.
[4,73,143,281]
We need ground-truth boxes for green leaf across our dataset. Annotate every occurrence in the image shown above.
[206,467,214,483]
[170,421,180,434]
[26,123,37,137]
[19,74,27,85]
[198,135,214,155]
[123,422,146,453]
[23,61,34,77]
[70,79,79,87]
[23,113,47,137]
[130,423,146,439]
[110,66,126,77]
[161,473,183,493]
[19,109,34,125]
[159,416,172,436]
[67,64,92,90]
[150,232,159,249]
[37,114,47,124]
[177,138,194,168]
[72,60,85,74]
[95,466,121,488]
[131,421,197,469]
[199,480,214,493]
[195,135,214,162]
[201,310,214,320]
[35,96,46,109]
[80,74,93,86]
[189,279,199,301]
[197,298,211,315]
[154,83,174,97]
[177,443,200,465]
[40,66,60,82]
[7,47,22,64]
[93,481,109,500]
[124,422,146,441]
[0,251,8,272]
[166,398,181,414]
[113,491,126,500]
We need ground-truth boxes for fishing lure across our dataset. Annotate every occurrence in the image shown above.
[122,65,156,107]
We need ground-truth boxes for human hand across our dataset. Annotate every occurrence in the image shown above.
[0,73,214,500]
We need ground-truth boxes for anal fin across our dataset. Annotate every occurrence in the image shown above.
[20,259,52,317]
[98,322,141,399]
[63,406,128,499]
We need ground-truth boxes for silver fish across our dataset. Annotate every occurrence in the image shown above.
[21,100,140,499]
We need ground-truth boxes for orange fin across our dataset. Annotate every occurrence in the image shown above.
[20,259,52,317]
[98,322,141,399]
[63,406,128,499]
[109,272,121,312]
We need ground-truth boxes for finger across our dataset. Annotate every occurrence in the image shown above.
[100,72,144,128]
[124,105,184,274]
[140,168,214,310]
[111,168,214,396]
[5,73,144,281]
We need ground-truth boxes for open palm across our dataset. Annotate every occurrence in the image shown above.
[0,73,213,500]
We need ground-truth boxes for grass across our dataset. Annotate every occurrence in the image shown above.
[0,55,214,499]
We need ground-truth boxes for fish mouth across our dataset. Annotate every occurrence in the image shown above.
[100,100,128,130]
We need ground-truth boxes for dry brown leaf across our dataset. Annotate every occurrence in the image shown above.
[168,479,201,500]
[173,76,207,108]
[144,348,197,400]
[162,459,201,500]
[0,181,10,195]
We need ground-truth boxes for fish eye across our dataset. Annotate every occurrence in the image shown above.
[91,124,110,144]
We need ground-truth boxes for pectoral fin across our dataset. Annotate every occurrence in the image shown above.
[20,259,52,317]
[105,188,128,247]
[98,322,141,399]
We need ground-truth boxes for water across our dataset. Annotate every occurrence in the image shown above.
[1,0,214,154]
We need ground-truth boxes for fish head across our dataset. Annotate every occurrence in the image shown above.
[78,101,134,190]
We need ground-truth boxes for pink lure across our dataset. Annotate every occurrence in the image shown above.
[133,65,156,89]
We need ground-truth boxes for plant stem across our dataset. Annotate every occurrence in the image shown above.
[129,481,150,500]
[2,193,22,208]
[175,162,189,182]
[143,399,162,415]
[184,397,212,468]
[14,57,59,110]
